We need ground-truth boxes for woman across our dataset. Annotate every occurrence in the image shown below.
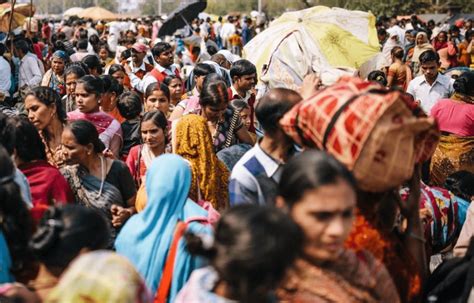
[0,145,32,283]
[411,32,434,76]
[387,46,412,90]
[126,111,169,187]
[9,117,73,221]
[115,154,211,303]
[82,54,103,77]
[174,114,230,211]
[60,120,136,242]
[276,151,400,303]
[62,65,86,113]
[177,205,302,303]
[100,75,125,123]
[430,71,474,186]
[458,29,473,67]
[144,82,172,117]
[98,43,113,68]
[164,75,183,106]
[67,75,123,158]
[45,251,151,303]
[432,31,457,70]
[28,205,110,301]
[25,87,67,167]
[41,50,68,96]
[108,64,128,89]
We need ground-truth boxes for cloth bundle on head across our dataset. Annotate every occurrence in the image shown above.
[45,251,152,303]
[280,76,439,192]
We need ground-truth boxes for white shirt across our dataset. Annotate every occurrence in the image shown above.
[128,64,179,93]
[0,56,11,97]
[220,22,236,40]
[407,73,454,115]
[213,21,222,37]
[18,52,43,88]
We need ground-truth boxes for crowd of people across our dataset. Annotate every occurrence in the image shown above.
[0,8,473,303]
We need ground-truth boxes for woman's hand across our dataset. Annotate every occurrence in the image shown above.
[299,73,321,100]
[110,205,135,228]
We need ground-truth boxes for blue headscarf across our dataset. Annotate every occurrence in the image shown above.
[115,154,210,302]
[52,50,69,62]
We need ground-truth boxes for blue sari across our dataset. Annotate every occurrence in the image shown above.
[115,154,210,302]
[0,231,13,283]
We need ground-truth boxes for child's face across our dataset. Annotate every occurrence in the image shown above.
[240,108,251,130]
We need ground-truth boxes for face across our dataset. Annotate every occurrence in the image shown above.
[239,107,251,130]
[66,73,79,97]
[61,128,90,165]
[168,78,183,101]
[194,74,206,92]
[202,101,228,122]
[285,179,356,263]
[25,95,56,130]
[235,73,256,91]
[75,83,100,113]
[99,48,109,60]
[438,32,447,43]
[406,33,415,44]
[416,35,426,45]
[145,90,170,113]
[141,120,165,149]
[421,60,439,81]
[112,70,125,86]
[131,49,145,65]
[156,48,174,68]
[51,57,65,75]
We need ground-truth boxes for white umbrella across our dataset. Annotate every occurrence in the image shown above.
[63,7,84,17]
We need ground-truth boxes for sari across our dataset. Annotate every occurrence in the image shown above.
[67,110,123,151]
[45,251,152,303]
[0,231,13,283]
[174,114,230,210]
[115,154,211,303]
[278,250,400,303]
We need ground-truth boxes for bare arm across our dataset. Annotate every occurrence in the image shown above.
[236,127,256,146]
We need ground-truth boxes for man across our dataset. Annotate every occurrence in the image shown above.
[126,42,180,93]
[123,42,153,91]
[0,43,11,104]
[213,16,223,49]
[70,39,90,62]
[13,39,44,91]
[229,88,302,206]
[229,59,257,131]
[407,50,454,115]
[220,16,236,50]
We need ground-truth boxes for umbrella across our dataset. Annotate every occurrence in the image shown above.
[243,6,381,89]
[78,6,117,21]
[158,0,207,37]
[63,7,84,18]
[0,3,35,33]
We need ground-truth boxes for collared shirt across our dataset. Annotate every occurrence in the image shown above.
[128,63,179,93]
[230,85,251,103]
[0,56,11,97]
[128,58,148,74]
[407,73,454,114]
[19,52,43,88]
[229,143,285,206]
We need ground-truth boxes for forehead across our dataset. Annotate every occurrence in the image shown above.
[141,120,160,130]
[297,181,356,211]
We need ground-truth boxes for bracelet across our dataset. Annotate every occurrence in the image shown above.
[407,232,426,243]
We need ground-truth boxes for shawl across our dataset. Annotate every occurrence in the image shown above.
[45,251,152,303]
[115,154,210,302]
[67,110,122,149]
[278,251,400,303]
[412,33,434,64]
[41,69,65,96]
[174,114,230,210]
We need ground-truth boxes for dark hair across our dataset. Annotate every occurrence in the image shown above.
[255,88,301,134]
[0,43,6,56]
[453,71,474,96]
[193,63,215,77]
[140,110,168,144]
[163,75,181,86]
[67,120,105,153]
[230,59,257,80]
[117,91,142,120]
[9,117,47,162]
[444,171,474,201]
[367,70,388,86]
[108,64,126,76]
[0,113,16,155]
[0,144,32,274]
[76,75,105,96]
[64,65,87,80]
[76,39,88,50]
[29,205,109,269]
[230,99,249,111]
[391,46,404,59]
[278,150,357,206]
[151,42,172,57]
[145,82,170,101]
[25,87,67,124]
[186,204,302,303]
[120,49,131,61]
[65,61,90,74]
[199,74,228,107]
[100,74,124,96]
[419,49,439,64]
[13,39,30,54]
[466,30,473,42]
[82,54,103,75]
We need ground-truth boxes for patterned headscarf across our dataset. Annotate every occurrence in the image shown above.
[52,50,69,62]
[174,114,230,210]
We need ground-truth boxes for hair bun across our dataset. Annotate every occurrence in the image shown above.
[29,208,64,255]
[184,232,216,258]
[453,77,467,94]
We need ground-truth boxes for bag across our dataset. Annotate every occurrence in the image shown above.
[424,237,474,303]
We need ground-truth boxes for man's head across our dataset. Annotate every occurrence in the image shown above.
[256,88,302,138]
[230,59,256,92]
[151,42,174,68]
[76,39,88,51]
[131,42,148,66]
[419,50,440,82]
[13,39,30,58]
[193,63,215,92]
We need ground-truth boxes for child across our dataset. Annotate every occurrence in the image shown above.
[117,91,143,160]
